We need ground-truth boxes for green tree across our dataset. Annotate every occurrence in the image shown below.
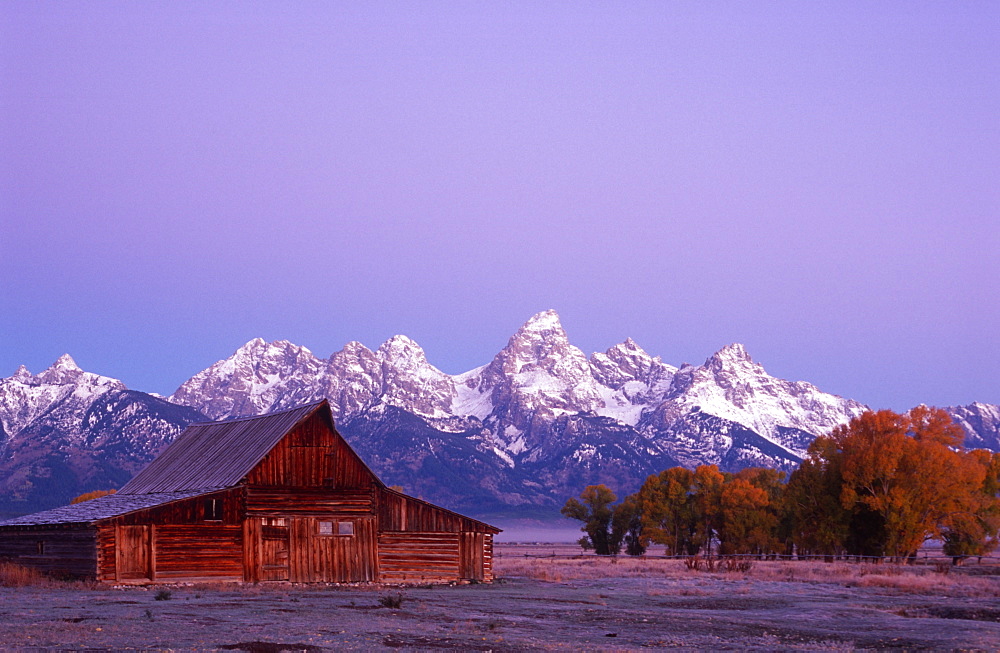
[613,494,646,556]
[784,436,849,559]
[638,467,697,555]
[561,484,621,555]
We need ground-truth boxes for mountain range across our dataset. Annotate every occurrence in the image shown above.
[2,310,997,517]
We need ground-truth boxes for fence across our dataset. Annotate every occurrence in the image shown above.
[494,546,1000,567]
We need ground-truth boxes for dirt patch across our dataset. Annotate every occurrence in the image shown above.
[897,605,1000,622]
[218,642,323,652]
[658,597,792,611]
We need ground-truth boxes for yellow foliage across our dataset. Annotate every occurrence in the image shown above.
[70,489,116,504]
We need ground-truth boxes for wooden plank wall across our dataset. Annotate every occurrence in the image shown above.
[378,532,461,583]
[246,413,373,490]
[153,525,242,581]
[377,488,495,533]
[98,488,245,583]
[0,526,98,578]
[246,488,374,515]
[292,516,377,582]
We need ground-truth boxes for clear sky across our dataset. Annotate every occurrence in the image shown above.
[2,2,997,411]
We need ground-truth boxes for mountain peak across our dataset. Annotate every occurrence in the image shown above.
[12,365,32,381]
[709,343,753,364]
[35,354,82,383]
[53,353,80,371]
[518,310,564,335]
[377,335,427,362]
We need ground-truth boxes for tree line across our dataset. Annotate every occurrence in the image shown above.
[562,407,1000,563]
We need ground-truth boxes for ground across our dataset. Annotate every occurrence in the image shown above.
[0,545,998,651]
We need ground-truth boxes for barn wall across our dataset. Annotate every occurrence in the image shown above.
[246,488,374,516]
[378,531,460,582]
[153,524,242,581]
[99,488,245,583]
[289,515,377,582]
[0,526,98,578]
[376,488,497,533]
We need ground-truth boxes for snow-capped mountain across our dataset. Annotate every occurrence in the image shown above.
[946,402,1000,451]
[162,310,871,508]
[0,356,206,514]
[3,310,995,515]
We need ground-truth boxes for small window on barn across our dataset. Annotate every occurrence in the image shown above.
[204,498,224,521]
[318,520,354,536]
[264,517,286,527]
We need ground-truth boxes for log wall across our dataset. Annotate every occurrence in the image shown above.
[0,525,97,578]
[97,488,244,583]
[378,531,461,582]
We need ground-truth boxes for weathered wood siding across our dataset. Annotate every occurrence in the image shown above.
[246,488,374,516]
[378,532,461,582]
[246,413,373,490]
[97,488,245,583]
[459,532,494,582]
[153,524,242,581]
[376,488,495,533]
[0,526,97,578]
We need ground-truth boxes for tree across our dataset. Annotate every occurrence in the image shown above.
[638,467,697,555]
[613,494,647,556]
[830,407,987,561]
[692,465,725,556]
[561,484,621,555]
[784,436,849,559]
[942,450,1000,563]
[717,469,784,556]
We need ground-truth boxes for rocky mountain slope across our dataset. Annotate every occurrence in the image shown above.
[2,310,995,516]
[0,356,206,514]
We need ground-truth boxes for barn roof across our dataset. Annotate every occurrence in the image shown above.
[0,488,224,527]
[118,401,327,495]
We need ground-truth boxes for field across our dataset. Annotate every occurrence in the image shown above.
[0,545,998,650]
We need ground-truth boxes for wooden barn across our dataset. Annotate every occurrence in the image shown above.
[0,400,499,584]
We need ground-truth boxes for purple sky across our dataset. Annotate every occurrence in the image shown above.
[2,2,998,411]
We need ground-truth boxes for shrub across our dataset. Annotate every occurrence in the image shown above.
[70,489,116,504]
[378,592,404,608]
[0,562,49,587]
[725,558,754,573]
[154,588,172,601]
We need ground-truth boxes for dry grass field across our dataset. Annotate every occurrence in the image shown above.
[0,545,997,650]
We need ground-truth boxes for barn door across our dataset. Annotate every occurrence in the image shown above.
[117,525,152,581]
[260,519,290,581]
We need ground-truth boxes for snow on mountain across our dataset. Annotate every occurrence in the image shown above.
[0,357,206,513]
[164,310,869,482]
[645,343,869,459]
[946,402,1000,451]
[168,338,325,419]
[0,355,126,442]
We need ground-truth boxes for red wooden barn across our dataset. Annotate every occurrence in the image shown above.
[0,400,499,584]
